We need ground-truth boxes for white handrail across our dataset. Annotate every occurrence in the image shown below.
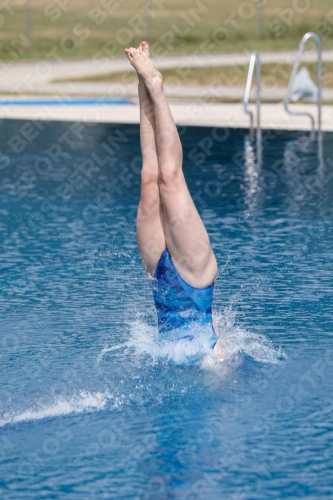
[284,32,322,139]
[243,51,261,136]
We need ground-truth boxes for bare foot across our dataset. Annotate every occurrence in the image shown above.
[140,42,163,81]
[136,41,150,87]
[125,41,162,89]
[139,41,150,56]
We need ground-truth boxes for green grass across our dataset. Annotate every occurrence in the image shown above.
[55,61,333,89]
[1,0,333,61]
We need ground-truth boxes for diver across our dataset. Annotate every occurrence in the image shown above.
[125,41,224,360]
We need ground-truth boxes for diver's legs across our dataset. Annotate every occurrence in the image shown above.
[125,44,217,288]
[135,44,165,276]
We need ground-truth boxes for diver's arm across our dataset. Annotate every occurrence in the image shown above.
[213,314,227,360]
[213,314,220,336]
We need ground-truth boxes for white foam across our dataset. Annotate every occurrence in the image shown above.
[215,307,285,364]
[0,390,112,428]
[98,307,285,368]
[128,321,215,365]
[1,312,284,428]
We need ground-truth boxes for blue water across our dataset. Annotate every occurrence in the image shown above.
[0,120,332,499]
[0,98,132,106]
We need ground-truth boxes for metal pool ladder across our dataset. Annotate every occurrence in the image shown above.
[284,32,322,139]
[243,51,261,136]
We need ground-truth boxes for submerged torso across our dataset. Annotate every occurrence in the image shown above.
[152,249,217,346]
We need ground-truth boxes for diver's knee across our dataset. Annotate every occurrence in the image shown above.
[141,167,158,188]
[158,167,182,187]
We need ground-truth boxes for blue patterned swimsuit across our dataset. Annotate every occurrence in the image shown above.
[152,249,217,348]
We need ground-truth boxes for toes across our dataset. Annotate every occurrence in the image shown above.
[141,41,150,56]
[128,47,135,59]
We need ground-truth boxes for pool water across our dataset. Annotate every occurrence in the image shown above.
[0,119,332,499]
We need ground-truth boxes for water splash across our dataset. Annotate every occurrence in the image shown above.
[215,308,285,364]
[0,390,112,428]
[126,321,215,365]
[98,308,285,368]
[0,312,285,429]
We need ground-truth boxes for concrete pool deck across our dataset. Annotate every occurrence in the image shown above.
[1,48,333,130]
[1,99,332,131]
[1,48,333,95]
